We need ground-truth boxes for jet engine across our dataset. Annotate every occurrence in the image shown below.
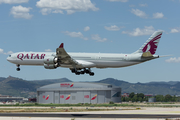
[43,56,60,69]
[44,56,59,64]
[44,63,58,69]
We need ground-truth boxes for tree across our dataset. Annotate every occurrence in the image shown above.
[155,95,164,102]
[137,93,144,99]
[165,94,172,102]
[125,97,130,102]
[171,95,176,102]
[138,97,142,102]
[132,95,138,102]
[121,97,125,102]
[143,96,148,102]
[129,92,135,99]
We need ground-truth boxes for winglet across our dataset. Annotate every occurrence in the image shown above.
[59,43,64,48]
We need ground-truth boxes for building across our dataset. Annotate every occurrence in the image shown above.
[28,98,37,102]
[0,95,24,102]
[148,98,156,102]
[145,94,153,97]
[37,82,121,104]
[122,93,129,97]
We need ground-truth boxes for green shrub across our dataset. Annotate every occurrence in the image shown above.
[15,103,19,106]
[35,103,39,105]
[109,101,114,104]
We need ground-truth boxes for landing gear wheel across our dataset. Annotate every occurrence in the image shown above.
[89,72,94,76]
[80,71,85,74]
[71,69,76,73]
[75,72,80,75]
[85,69,90,74]
[71,68,94,76]
[16,68,20,71]
[16,64,20,71]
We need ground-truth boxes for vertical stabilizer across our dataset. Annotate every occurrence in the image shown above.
[133,31,163,55]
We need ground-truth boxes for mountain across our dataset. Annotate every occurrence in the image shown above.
[31,78,72,86]
[96,78,180,95]
[0,76,39,97]
[148,81,180,85]
[0,76,180,97]
[0,76,71,98]
[0,77,6,82]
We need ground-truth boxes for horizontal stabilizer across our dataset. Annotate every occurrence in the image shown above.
[159,55,172,58]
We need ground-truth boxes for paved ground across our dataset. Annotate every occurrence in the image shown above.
[0,107,180,120]
[1,113,180,118]
[1,117,179,120]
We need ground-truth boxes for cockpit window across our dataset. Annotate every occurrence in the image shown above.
[9,55,11,57]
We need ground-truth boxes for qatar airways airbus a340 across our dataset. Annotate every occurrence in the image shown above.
[7,31,163,76]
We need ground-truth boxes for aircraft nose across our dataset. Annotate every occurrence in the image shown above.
[7,56,10,61]
[7,55,13,62]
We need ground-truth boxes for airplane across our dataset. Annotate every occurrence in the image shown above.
[7,31,163,76]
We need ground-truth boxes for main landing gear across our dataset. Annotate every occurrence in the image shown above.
[16,64,20,71]
[70,68,94,76]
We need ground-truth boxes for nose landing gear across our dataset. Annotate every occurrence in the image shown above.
[16,64,20,71]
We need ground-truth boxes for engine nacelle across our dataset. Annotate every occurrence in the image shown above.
[44,56,59,64]
[44,63,58,69]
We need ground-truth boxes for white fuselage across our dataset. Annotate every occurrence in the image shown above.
[7,52,157,69]
[6,31,163,76]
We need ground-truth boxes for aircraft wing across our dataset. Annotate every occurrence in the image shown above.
[56,43,80,66]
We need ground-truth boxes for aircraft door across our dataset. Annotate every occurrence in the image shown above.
[92,55,99,60]
[124,55,129,60]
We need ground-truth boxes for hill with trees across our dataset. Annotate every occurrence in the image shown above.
[0,76,180,98]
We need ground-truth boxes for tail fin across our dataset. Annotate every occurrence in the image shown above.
[133,31,163,55]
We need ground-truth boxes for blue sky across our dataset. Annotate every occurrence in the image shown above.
[0,0,180,83]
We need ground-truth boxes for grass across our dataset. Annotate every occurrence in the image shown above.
[0,102,180,108]
[0,108,120,113]
[146,102,175,104]
[0,103,138,107]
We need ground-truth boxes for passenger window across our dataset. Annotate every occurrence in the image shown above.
[9,55,11,57]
